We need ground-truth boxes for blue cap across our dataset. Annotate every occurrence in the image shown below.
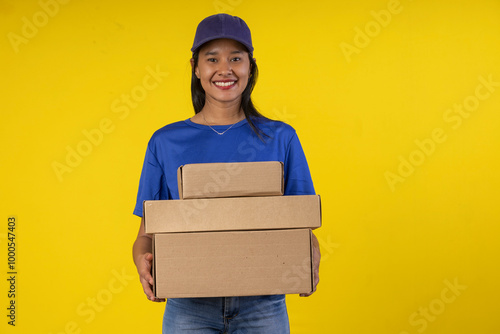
[191,14,253,55]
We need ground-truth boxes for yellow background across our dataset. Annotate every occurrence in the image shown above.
[1,0,500,333]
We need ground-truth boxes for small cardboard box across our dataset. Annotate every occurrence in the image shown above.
[143,195,321,234]
[152,229,313,298]
[177,161,284,199]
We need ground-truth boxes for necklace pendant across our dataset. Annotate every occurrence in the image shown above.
[202,113,238,136]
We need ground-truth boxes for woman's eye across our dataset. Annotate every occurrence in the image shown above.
[207,58,217,62]
[231,57,241,62]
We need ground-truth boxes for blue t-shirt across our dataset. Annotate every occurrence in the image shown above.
[133,117,315,217]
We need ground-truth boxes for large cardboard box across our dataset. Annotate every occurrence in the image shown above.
[177,161,284,199]
[143,195,321,234]
[152,229,313,298]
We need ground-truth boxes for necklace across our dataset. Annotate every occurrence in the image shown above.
[202,113,240,135]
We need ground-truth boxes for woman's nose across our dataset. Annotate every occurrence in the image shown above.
[217,60,233,75]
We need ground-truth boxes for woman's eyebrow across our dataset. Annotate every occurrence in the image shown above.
[204,50,243,56]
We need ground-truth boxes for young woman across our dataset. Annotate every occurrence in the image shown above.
[132,13,321,333]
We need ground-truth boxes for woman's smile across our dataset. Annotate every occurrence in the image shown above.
[213,80,237,89]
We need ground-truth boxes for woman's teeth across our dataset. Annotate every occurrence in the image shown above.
[214,81,235,87]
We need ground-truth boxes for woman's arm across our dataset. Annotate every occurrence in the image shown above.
[132,217,165,302]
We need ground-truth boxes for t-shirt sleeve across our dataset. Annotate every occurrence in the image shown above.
[284,132,316,195]
[133,141,167,217]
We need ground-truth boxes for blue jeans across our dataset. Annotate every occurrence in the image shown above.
[162,295,290,333]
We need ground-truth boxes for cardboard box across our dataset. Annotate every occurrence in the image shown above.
[144,195,321,234]
[177,161,284,199]
[153,229,313,298]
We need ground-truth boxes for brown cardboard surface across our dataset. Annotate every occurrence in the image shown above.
[177,161,283,199]
[153,229,313,298]
[144,195,321,234]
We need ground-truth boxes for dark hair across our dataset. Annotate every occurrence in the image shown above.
[190,49,268,140]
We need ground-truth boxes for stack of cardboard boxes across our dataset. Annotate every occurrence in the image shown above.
[143,161,321,298]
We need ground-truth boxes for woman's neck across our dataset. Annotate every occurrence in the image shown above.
[192,101,245,125]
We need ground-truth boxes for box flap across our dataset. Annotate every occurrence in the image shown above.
[318,195,322,228]
[308,229,314,294]
[177,165,184,199]
[152,234,156,296]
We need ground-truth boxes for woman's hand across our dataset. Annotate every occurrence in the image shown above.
[137,252,165,302]
[300,232,321,297]
[133,218,165,302]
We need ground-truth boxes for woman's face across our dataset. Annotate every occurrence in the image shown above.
[193,38,251,107]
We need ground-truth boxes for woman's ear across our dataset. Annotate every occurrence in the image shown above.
[190,58,199,78]
[249,58,255,75]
